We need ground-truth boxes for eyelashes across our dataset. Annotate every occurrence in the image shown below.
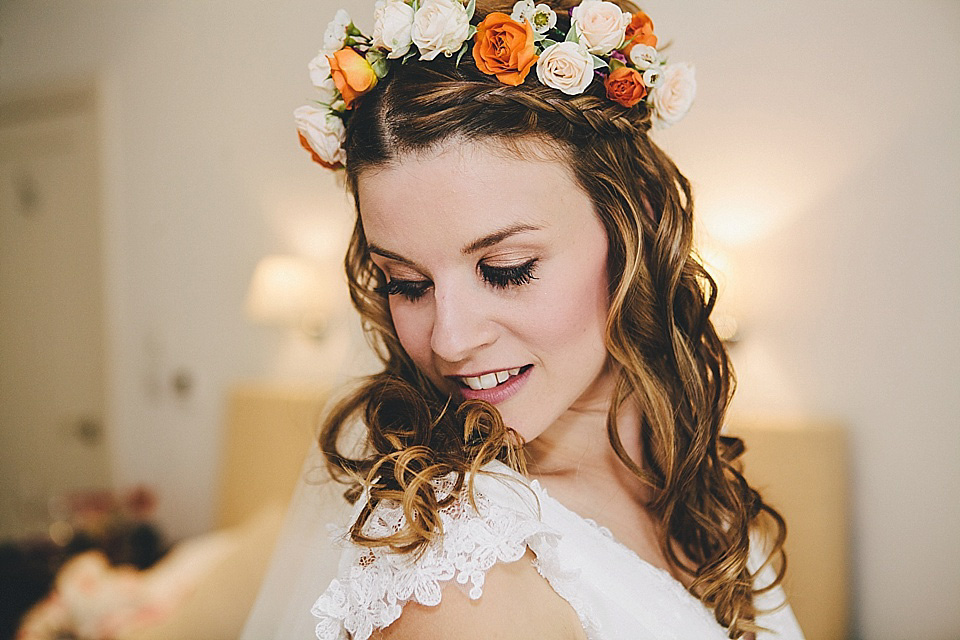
[375,259,539,302]
[479,260,538,288]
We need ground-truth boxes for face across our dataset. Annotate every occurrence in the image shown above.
[358,139,613,442]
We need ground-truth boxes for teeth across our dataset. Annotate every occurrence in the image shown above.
[459,366,526,390]
[479,373,498,389]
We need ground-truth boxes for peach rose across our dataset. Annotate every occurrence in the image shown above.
[328,47,378,108]
[622,11,657,56]
[604,67,647,107]
[472,12,537,86]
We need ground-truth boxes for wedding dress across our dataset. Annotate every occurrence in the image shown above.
[243,453,805,640]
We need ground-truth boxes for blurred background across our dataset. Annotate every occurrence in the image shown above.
[0,1,957,639]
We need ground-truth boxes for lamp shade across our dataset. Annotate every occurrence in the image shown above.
[245,255,332,333]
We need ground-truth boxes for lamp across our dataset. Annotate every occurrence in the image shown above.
[245,255,334,339]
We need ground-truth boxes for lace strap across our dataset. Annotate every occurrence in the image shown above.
[311,470,560,640]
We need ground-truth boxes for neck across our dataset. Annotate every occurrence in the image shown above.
[524,366,645,495]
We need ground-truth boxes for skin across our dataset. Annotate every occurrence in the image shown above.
[361,140,612,445]
[359,138,685,638]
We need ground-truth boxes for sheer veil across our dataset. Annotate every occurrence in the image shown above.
[240,442,354,639]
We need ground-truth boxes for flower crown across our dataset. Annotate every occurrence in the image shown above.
[295,0,695,169]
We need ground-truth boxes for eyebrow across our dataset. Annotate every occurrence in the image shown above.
[461,223,542,255]
[367,223,543,264]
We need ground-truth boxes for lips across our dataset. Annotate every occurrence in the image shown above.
[457,365,531,390]
[454,365,533,404]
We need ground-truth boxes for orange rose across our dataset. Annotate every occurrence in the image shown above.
[622,11,657,56]
[472,12,537,86]
[604,67,647,107]
[328,47,378,108]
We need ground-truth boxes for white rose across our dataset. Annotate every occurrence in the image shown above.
[307,52,337,104]
[412,0,471,61]
[628,44,659,70]
[322,9,353,52]
[294,105,346,166]
[536,41,594,95]
[571,0,630,55]
[650,62,696,129]
[372,0,415,59]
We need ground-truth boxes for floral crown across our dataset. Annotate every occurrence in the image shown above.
[295,0,695,169]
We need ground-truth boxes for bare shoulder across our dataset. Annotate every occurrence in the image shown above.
[374,549,586,640]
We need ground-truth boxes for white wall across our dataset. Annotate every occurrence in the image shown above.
[649,4,960,638]
[1,1,957,638]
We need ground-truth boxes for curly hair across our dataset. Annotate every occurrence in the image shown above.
[318,0,786,636]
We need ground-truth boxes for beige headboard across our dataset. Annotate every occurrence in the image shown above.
[215,382,329,529]
[730,420,850,640]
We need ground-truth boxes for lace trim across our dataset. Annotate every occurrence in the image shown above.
[311,471,567,640]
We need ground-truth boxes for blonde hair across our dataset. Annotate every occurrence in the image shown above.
[319,1,786,635]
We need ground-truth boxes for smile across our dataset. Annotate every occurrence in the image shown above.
[457,365,532,390]
[454,365,533,405]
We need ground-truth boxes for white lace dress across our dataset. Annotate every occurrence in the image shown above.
[310,460,805,640]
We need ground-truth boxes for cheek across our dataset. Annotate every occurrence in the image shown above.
[535,250,609,348]
[389,301,433,366]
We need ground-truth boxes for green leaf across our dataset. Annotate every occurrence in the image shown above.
[370,55,390,78]
[608,58,624,72]
[541,38,559,48]
[467,25,477,39]
[402,49,418,64]
[465,0,476,20]
[455,41,469,67]
[591,54,608,69]
[564,22,579,43]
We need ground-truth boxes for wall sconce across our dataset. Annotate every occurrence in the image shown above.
[245,255,334,339]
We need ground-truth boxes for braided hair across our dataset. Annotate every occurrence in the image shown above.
[319,1,787,636]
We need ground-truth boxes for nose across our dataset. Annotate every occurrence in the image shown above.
[429,282,496,364]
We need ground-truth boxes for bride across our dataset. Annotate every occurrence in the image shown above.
[250,0,806,637]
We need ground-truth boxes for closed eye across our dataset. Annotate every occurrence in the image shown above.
[479,258,539,289]
[374,278,431,302]
[374,259,539,302]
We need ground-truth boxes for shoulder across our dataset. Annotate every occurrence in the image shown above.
[312,464,581,640]
[377,549,584,640]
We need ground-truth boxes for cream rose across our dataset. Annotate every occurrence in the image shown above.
[294,105,346,167]
[650,62,696,129]
[535,41,594,95]
[372,0,415,59]
[571,0,630,55]
[307,52,337,104]
[322,9,353,52]
[412,0,471,61]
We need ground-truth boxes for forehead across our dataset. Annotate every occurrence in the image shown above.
[357,139,595,255]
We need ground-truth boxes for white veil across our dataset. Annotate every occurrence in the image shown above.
[239,442,355,639]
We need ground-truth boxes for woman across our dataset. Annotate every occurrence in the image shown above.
[280,0,806,638]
